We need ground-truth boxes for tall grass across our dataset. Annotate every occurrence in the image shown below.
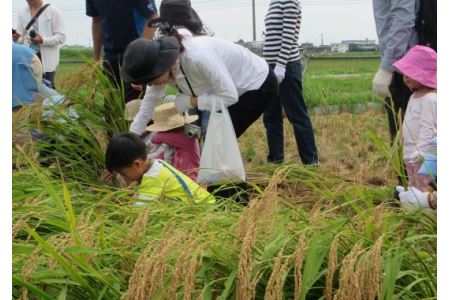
[12,62,436,299]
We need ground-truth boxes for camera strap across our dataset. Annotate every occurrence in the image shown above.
[179,64,197,97]
[25,4,51,31]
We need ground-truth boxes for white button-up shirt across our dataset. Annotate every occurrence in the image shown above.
[130,36,269,135]
[16,3,66,73]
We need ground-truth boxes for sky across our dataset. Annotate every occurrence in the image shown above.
[12,0,378,47]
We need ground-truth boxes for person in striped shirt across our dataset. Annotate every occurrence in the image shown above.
[262,0,319,165]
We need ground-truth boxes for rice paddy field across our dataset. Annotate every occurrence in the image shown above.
[12,57,436,299]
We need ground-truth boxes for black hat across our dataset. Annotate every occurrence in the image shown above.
[150,0,203,33]
[120,37,180,84]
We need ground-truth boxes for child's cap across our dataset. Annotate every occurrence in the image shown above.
[146,102,198,132]
[125,99,142,121]
[418,138,437,177]
[393,45,437,89]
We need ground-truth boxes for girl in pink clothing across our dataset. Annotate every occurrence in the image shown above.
[147,102,200,180]
[393,45,437,191]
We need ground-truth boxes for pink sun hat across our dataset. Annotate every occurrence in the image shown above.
[393,45,437,89]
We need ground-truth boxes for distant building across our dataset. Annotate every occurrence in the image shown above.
[300,42,314,52]
[314,45,332,53]
[331,43,349,53]
[329,39,378,53]
[234,40,265,56]
[236,39,246,46]
[246,41,264,56]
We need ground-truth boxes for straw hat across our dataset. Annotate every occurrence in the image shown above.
[125,99,142,121]
[146,102,198,132]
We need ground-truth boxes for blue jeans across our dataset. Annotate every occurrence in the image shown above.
[263,61,318,164]
[189,108,210,140]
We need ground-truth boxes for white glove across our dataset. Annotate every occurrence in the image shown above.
[396,186,430,210]
[372,69,393,98]
[408,152,424,164]
[163,94,176,103]
[174,94,192,112]
[274,64,286,83]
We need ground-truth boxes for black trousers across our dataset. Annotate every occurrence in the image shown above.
[102,54,144,136]
[386,71,412,141]
[103,54,143,103]
[228,67,278,138]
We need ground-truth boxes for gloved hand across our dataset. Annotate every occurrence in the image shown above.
[174,94,192,112]
[396,186,430,210]
[163,94,177,103]
[408,152,424,164]
[274,64,286,83]
[372,69,393,98]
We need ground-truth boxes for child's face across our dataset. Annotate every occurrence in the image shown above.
[116,159,146,183]
[403,75,423,92]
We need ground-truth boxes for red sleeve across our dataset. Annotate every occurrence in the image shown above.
[152,132,194,149]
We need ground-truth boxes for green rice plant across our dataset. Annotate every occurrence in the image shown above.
[12,162,436,299]
[12,58,436,299]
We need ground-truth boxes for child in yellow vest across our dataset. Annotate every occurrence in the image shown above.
[104,132,214,204]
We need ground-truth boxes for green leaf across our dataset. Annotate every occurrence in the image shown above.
[57,285,67,300]
[217,269,237,300]
[12,275,54,300]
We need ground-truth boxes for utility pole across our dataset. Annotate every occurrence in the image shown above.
[252,0,256,41]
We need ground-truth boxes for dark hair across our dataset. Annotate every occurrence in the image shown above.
[105,133,147,172]
[165,27,186,53]
[159,20,206,37]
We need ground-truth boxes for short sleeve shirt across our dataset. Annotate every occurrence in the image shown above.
[86,0,157,56]
[137,160,215,204]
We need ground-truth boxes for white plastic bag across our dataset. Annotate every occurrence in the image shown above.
[196,99,246,184]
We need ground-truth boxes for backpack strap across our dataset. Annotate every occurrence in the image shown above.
[25,3,51,31]
[158,160,193,198]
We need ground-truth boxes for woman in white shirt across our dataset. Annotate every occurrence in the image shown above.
[120,35,278,138]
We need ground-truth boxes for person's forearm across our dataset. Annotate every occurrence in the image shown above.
[92,17,103,61]
[141,13,159,39]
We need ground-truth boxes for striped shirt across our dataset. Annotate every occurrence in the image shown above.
[263,0,301,67]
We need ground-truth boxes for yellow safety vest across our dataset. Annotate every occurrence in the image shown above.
[137,159,215,204]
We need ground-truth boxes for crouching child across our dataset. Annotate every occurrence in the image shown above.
[104,132,215,204]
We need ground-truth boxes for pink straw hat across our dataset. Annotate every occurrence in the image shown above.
[393,45,437,89]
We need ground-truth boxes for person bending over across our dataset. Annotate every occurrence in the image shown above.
[103,132,214,204]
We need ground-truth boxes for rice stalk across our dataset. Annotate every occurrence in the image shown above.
[294,232,310,300]
[122,222,179,300]
[264,249,284,300]
[122,208,151,248]
[325,236,339,300]
[335,243,364,300]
